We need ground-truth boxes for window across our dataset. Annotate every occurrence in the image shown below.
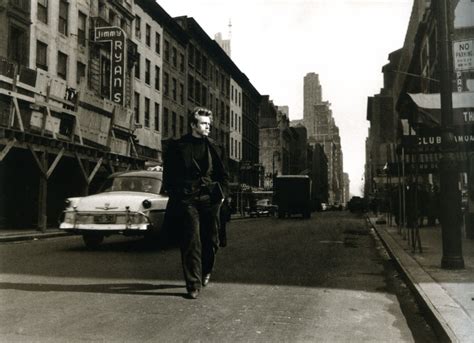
[109,10,116,25]
[195,50,201,72]
[135,15,141,39]
[135,53,140,79]
[172,47,177,67]
[195,80,201,105]
[163,72,169,96]
[145,59,150,84]
[164,40,170,62]
[201,86,207,106]
[188,74,194,100]
[77,61,86,84]
[188,44,194,66]
[172,111,177,137]
[179,53,185,72]
[231,110,233,128]
[172,78,177,101]
[36,41,48,71]
[231,85,234,102]
[144,97,150,128]
[121,18,130,36]
[155,32,161,54]
[155,66,160,90]
[100,55,110,98]
[179,83,184,105]
[8,27,26,65]
[57,51,68,80]
[134,92,140,124]
[58,0,69,35]
[202,56,208,77]
[8,26,26,65]
[145,24,151,46]
[220,101,224,123]
[163,107,169,137]
[38,0,48,24]
[78,11,87,46]
[179,115,184,135]
[154,103,160,131]
[231,138,234,158]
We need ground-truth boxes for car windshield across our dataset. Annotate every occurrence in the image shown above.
[103,176,162,194]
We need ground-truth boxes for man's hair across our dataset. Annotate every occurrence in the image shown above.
[189,107,212,126]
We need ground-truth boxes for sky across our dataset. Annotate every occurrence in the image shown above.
[156,0,414,197]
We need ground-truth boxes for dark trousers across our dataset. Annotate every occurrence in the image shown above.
[180,194,220,292]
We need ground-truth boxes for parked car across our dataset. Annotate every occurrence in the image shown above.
[248,199,278,217]
[59,170,168,248]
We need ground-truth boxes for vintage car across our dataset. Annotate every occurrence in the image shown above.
[59,170,168,248]
[248,199,278,217]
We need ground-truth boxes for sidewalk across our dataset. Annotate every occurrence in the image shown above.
[0,228,69,243]
[368,216,474,343]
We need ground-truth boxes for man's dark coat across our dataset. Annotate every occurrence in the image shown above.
[162,134,229,234]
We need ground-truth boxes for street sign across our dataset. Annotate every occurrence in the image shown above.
[453,39,474,71]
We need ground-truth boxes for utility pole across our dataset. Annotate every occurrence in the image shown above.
[436,0,464,269]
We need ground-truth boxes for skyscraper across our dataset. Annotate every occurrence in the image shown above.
[303,72,344,204]
[303,72,322,120]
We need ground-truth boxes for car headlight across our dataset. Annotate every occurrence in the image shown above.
[142,199,152,209]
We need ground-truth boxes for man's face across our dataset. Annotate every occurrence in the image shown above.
[191,115,211,137]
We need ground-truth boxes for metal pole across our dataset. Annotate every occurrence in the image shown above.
[402,147,407,239]
[435,0,464,269]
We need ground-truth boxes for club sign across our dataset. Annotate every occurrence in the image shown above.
[95,26,126,105]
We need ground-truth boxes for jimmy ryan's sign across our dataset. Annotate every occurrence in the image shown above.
[95,26,126,105]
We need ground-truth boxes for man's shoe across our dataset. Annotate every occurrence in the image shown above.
[188,289,199,299]
[202,274,211,287]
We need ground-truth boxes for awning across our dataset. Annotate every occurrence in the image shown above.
[408,92,474,109]
[407,92,474,126]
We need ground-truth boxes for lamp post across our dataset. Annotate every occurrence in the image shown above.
[436,0,464,269]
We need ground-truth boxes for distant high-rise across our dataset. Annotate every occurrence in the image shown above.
[303,72,344,204]
[303,72,322,121]
[214,32,231,57]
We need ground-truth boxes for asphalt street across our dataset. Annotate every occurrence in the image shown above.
[0,211,438,342]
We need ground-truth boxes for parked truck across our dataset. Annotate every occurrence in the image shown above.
[274,175,312,219]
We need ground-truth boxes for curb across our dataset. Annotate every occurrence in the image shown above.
[366,217,457,343]
[0,231,70,243]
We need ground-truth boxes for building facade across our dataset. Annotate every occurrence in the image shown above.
[0,0,145,230]
[132,0,163,162]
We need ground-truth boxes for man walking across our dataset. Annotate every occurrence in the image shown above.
[163,107,229,299]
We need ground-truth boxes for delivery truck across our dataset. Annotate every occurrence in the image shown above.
[274,175,312,219]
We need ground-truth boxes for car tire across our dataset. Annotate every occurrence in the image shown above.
[82,233,104,249]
